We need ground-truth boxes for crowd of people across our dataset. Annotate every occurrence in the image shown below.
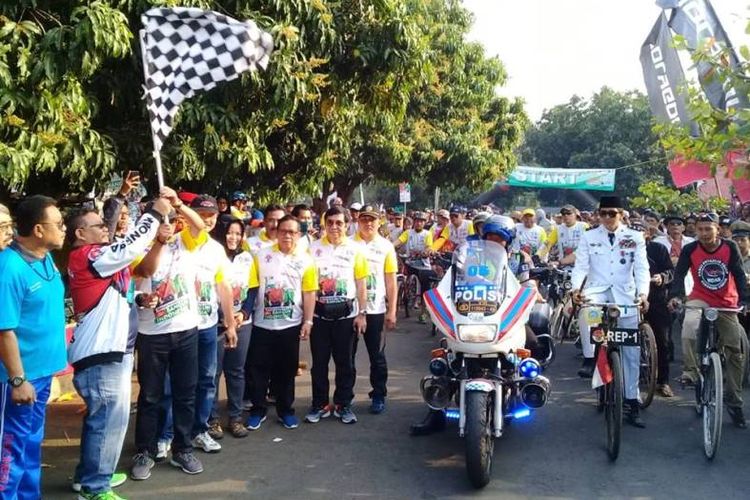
[1,178,749,499]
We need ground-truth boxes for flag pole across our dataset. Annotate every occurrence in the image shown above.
[139,29,165,189]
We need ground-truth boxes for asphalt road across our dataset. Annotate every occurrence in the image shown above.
[42,316,750,499]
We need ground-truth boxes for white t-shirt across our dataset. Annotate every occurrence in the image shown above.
[514,224,547,258]
[310,237,369,319]
[354,234,398,314]
[194,238,229,330]
[136,230,201,335]
[252,244,318,330]
[245,229,274,256]
[555,222,587,258]
[225,250,255,326]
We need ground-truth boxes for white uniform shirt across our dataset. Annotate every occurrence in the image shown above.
[571,224,650,313]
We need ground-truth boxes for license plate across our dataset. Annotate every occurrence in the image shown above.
[590,327,639,346]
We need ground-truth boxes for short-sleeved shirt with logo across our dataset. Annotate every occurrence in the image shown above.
[136,229,201,335]
[225,250,255,326]
[310,236,369,319]
[354,234,398,314]
[245,229,274,256]
[193,235,229,330]
[554,222,587,258]
[398,229,433,257]
[250,244,318,329]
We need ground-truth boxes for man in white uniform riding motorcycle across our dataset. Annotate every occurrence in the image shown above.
[570,196,650,428]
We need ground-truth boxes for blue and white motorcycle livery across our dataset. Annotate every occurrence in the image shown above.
[422,240,552,488]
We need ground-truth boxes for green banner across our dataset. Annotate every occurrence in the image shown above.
[502,166,616,191]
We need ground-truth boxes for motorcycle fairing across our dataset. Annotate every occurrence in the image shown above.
[498,286,536,338]
[424,287,456,339]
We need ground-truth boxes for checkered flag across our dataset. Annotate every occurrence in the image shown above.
[140,7,273,151]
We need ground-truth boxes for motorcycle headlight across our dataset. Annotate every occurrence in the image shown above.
[457,324,497,343]
[563,281,573,291]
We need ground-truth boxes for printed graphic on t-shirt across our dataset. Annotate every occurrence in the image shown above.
[196,280,214,316]
[153,275,190,323]
[263,277,295,320]
[318,273,348,304]
[697,259,729,291]
[365,273,376,304]
[232,283,248,308]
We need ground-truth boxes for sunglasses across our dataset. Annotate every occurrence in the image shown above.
[696,213,719,224]
[599,210,619,218]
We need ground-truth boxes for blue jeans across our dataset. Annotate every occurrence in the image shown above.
[73,355,133,494]
[0,376,51,500]
[213,323,252,421]
[159,325,218,441]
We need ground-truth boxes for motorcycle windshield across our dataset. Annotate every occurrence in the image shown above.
[451,240,508,317]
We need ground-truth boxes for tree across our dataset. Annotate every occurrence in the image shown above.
[1,0,525,206]
[630,180,727,213]
[520,87,667,207]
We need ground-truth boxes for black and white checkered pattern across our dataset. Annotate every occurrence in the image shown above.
[140,7,273,151]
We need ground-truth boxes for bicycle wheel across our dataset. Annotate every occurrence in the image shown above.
[604,350,623,461]
[550,303,565,341]
[406,274,421,311]
[639,323,658,409]
[702,352,723,460]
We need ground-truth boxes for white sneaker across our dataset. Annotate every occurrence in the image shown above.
[192,431,222,453]
[156,440,171,462]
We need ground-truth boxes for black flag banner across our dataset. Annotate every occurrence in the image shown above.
[140,7,274,152]
[640,13,696,133]
[657,0,749,111]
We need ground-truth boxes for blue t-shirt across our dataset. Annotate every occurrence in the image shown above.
[0,246,67,381]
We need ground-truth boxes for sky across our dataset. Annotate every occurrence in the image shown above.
[462,0,750,121]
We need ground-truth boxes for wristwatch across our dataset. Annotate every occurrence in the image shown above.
[358,310,367,317]
[8,376,25,388]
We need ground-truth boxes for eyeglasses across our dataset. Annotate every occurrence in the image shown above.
[277,229,299,236]
[40,221,66,230]
[0,221,15,232]
[599,210,619,218]
[449,214,460,218]
[326,219,346,227]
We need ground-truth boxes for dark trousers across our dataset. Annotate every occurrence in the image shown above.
[213,323,253,421]
[646,303,671,385]
[352,313,388,399]
[249,325,301,417]
[310,317,356,408]
[135,329,198,455]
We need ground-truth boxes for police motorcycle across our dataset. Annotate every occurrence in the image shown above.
[421,238,551,488]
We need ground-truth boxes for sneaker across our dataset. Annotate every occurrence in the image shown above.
[130,452,155,481]
[369,397,386,415]
[334,405,358,424]
[228,420,249,438]
[192,432,222,453]
[72,473,127,493]
[170,451,204,475]
[207,419,224,440]
[77,491,127,500]
[155,439,171,462]
[304,404,332,423]
[245,414,266,430]
[278,414,299,429]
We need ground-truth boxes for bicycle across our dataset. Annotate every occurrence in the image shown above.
[638,321,658,409]
[586,302,644,461]
[680,304,743,460]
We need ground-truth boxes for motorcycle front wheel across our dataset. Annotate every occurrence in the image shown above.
[465,391,494,489]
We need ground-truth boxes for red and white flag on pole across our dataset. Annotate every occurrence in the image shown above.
[591,348,613,389]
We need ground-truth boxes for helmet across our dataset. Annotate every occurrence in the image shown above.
[482,215,516,245]
[231,191,248,202]
[473,211,491,225]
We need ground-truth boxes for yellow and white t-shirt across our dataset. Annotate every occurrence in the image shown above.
[398,229,433,257]
[245,229,274,256]
[136,228,203,335]
[354,234,398,314]
[310,236,369,319]
[250,243,318,330]
[433,220,474,251]
[225,250,255,326]
[193,236,229,330]
[549,222,588,259]
[513,224,547,258]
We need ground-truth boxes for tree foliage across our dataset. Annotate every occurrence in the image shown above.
[0,0,526,204]
[520,87,667,207]
[630,180,727,213]
[655,20,750,180]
